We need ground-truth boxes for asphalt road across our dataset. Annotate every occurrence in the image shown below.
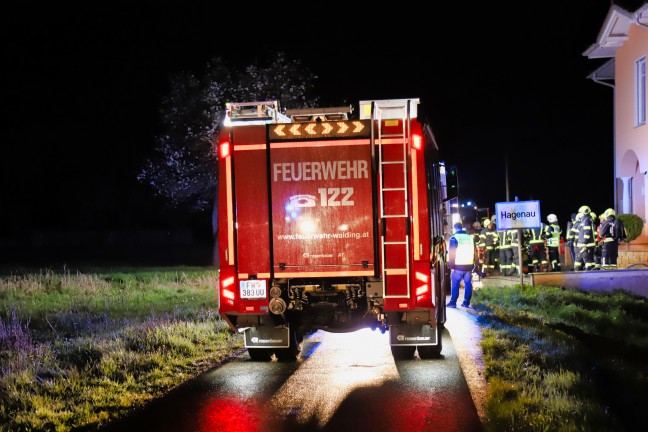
[100,320,484,432]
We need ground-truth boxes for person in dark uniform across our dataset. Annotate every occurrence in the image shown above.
[544,214,562,272]
[565,213,577,268]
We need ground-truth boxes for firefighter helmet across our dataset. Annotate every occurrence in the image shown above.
[547,214,558,223]
[578,205,590,214]
[590,211,597,221]
[604,208,616,217]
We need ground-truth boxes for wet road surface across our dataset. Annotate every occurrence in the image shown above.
[100,326,482,432]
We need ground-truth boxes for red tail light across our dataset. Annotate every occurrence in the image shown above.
[220,272,237,307]
[415,270,430,304]
[219,140,231,159]
[222,287,235,301]
[411,133,422,150]
[415,271,428,283]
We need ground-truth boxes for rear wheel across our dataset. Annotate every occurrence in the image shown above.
[435,262,449,328]
[390,345,416,360]
[247,348,273,361]
[274,327,300,362]
[417,341,442,359]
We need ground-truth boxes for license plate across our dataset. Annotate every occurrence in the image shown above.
[240,280,267,299]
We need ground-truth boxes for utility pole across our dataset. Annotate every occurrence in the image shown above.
[515,196,524,287]
[505,153,510,202]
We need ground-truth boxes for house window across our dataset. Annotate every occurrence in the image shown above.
[636,56,646,127]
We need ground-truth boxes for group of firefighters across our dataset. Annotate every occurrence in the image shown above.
[472,205,626,276]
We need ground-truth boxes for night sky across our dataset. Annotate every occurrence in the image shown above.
[1,1,637,261]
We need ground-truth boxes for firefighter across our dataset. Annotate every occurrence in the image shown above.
[527,223,548,272]
[471,220,482,234]
[490,215,499,272]
[591,211,603,270]
[576,205,597,271]
[480,220,499,276]
[497,227,513,276]
[475,218,488,277]
[572,212,584,271]
[544,214,562,272]
[565,213,577,268]
[508,228,522,275]
[447,222,476,308]
[599,208,620,269]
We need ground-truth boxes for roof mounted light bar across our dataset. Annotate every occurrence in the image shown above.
[223,101,291,126]
[285,105,354,123]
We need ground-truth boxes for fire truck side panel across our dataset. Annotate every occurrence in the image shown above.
[217,126,236,317]
[413,147,430,263]
[270,139,375,276]
[232,126,272,278]
[411,125,434,309]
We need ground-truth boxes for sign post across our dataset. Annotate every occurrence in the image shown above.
[495,199,541,286]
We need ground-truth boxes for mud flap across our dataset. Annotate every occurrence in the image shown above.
[243,326,290,348]
[389,324,437,346]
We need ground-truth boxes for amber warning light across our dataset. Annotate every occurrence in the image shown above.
[270,120,370,140]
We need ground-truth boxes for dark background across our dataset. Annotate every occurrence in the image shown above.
[1,1,638,266]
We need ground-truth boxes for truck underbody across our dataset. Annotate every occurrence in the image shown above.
[221,275,442,361]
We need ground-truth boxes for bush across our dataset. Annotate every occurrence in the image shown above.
[616,213,644,244]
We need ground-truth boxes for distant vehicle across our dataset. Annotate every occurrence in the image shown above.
[215,98,452,361]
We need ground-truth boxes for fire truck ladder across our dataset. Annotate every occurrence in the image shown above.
[372,100,413,298]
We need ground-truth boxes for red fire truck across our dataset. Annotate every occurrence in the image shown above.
[216,98,452,361]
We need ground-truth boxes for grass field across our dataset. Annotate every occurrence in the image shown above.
[2,267,647,431]
[0,266,243,432]
[474,284,648,432]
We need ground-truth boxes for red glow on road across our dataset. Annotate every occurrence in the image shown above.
[200,397,261,432]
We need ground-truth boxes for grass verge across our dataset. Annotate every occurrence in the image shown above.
[474,284,648,432]
[0,267,243,432]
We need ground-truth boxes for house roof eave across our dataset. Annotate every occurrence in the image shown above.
[583,4,634,59]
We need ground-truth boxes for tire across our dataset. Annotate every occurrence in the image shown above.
[274,328,300,362]
[390,345,416,360]
[435,262,449,327]
[417,341,442,359]
[247,348,273,361]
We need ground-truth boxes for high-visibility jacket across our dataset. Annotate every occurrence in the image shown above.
[482,227,499,249]
[498,230,512,249]
[508,229,521,248]
[544,223,562,248]
[448,231,476,272]
[565,219,576,243]
[528,226,546,245]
